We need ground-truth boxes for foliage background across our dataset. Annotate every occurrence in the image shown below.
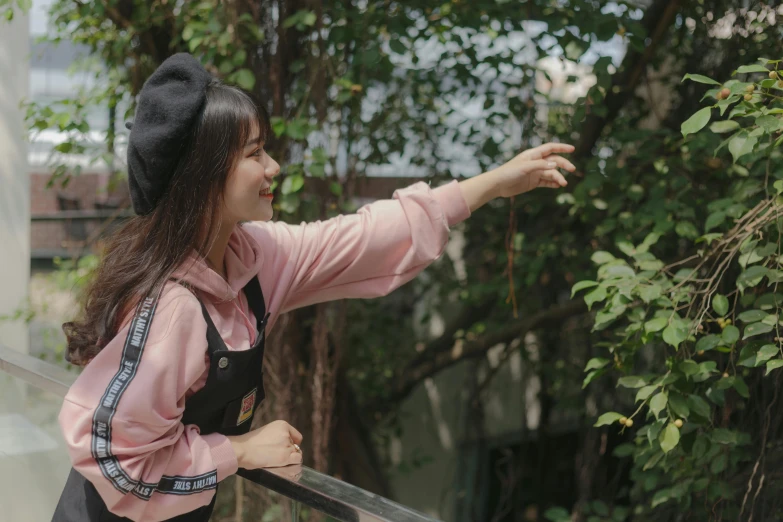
[4,0,783,520]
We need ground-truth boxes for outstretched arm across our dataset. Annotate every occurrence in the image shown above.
[245,143,575,314]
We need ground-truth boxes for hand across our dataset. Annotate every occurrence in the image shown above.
[227,420,303,469]
[490,143,576,198]
[458,143,576,212]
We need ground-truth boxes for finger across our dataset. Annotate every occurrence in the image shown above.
[264,447,297,469]
[287,424,303,444]
[537,142,575,157]
[289,450,303,465]
[524,159,558,172]
[541,169,568,187]
[547,155,576,172]
[540,180,562,189]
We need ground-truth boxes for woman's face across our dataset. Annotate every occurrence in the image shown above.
[223,128,280,224]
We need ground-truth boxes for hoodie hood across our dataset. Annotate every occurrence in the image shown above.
[173,224,263,302]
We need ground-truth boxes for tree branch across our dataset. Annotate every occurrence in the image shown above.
[382,299,587,409]
[405,297,496,370]
[573,0,681,160]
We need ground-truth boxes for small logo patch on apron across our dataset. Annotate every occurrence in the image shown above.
[237,388,257,426]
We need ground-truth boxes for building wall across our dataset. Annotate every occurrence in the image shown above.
[0,12,31,354]
[29,171,129,255]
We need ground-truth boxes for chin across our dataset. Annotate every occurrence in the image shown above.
[251,204,274,222]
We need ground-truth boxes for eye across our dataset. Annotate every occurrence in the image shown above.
[250,147,263,157]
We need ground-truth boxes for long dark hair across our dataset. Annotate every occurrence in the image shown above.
[64,79,271,366]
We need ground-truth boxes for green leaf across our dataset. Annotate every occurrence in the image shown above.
[682,73,721,85]
[712,294,729,316]
[594,412,624,427]
[636,385,658,402]
[232,49,247,67]
[756,115,783,133]
[639,284,662,303]
[733,376,750,398]
[591,251,615,264]
[709,120,741,133]
[679,360,699,378]
[668,393,690,418]
[712,428,738,444]
[329,182,343,197]
[696,334,721,352]
[389,39,406,54]
[705,211,726,231]
[743,322,773,339]
[659,423,681,453]
[722,325,740,344]
[584,358,610,372]
[613,443,635,458]
[543,507,571,522]
[571,280,599,297]
[270,117,286,137]
[738,310,767,322]
[687,395,712,419]
[277,193,300,214]
[737,64,770,74]
[286,120,309,140]
[710,453,728,474]
[729,132,758,163]
[645,317,669,333]
[308,163,325,178]
[312,147,328,164]
[663,322,689,348]
[698,233,723,245]
[618,376,647,389]
[234,68,255,91]
[584,286,607,310]
[583,369,605,389]
[738,266,769,288]
[598,264,636,279]
[649,392,668,418]
[651,488,672,508]
[692,437,709,459]
[676,221,699,239]
[281,174,304,195]
[682,107,712,137]
[766,359,783,375]
[756,344,780,366]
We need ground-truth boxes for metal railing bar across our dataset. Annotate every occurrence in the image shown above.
[0,344,75,396]
[0,344,443,522]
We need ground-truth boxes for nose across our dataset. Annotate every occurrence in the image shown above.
[266,156,281,178]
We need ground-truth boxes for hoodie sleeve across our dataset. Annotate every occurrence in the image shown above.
[58,284,237,522]
[245,180,470,313]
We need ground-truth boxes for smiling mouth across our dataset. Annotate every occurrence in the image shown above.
[259,187,273,198]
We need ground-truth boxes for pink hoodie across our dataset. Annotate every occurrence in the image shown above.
[59,181,470,521]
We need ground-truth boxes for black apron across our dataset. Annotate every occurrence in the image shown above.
[53,276,269,522]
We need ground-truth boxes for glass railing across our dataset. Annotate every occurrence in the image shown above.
[0,344,442,522]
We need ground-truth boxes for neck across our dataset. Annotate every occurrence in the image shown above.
[205,222,235,279]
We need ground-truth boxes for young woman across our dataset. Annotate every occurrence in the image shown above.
[52,53,575,522]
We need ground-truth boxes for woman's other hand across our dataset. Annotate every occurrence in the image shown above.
[227,420,303,469]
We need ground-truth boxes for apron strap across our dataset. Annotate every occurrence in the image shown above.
[199,300,229,356]
[242,276,270,332]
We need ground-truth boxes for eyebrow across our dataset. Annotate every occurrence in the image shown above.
[245,136,262,148]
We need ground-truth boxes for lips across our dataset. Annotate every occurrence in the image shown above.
[259,187,273,200]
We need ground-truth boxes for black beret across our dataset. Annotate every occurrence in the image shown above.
[127,53,213,215]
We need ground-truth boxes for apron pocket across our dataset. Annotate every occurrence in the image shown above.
[221,386,265,429]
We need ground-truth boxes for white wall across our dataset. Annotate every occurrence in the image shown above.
[0,12,31,354]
